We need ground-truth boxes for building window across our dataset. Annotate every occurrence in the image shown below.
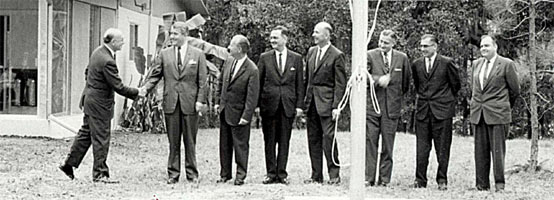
[129,24,138,60]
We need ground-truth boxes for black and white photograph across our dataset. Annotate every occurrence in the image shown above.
[1,0,553,199]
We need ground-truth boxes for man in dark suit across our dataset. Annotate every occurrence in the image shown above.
[59,28,143,183]
[257,26,304,185]
[303,22,346,185]
[365,29,410,187]
[470,35,519,192]
[214,35,260,186]
[143,22,208,184]
[411,34,461,190]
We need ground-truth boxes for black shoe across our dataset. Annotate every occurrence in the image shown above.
[234,179,245,186]
[167,178,178,184]
[377,181,389,187]
[438,183,447,191]
[476,185,490,191]
[93,176,119,184]
[303,178,323,184]
[327,177,341,185]
[216,177,231,183]
[279,178,290,185]
[364,181,375,187]
[262,176,277,184]
[187,177,199,184]
[411,182,426,188]
[495,184,505,192]
[58,164,74,180]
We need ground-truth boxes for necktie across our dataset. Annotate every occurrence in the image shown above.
[426,57,431,73]
[177,47,183,72]
[482,60,491,87]
[230,60,237,81]
[278,53,283,74]
[316,49,322,67]
[383,52,389,73]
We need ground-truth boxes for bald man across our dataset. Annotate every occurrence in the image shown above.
[59,28,145,183]
[303,22,346,185]
[215,35,260,186]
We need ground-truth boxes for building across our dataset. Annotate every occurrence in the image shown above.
[0,0,208,138]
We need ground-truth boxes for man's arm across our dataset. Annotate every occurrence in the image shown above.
[295,55,305,109]
[332,53,347,109]
[241,67,260,123]
[143,53,164,92]
[447,58,461,96]
[506,60,520,106]
[256,55,266,108]
[402,54,411,95]
[196,53,208,104]
[103,60,138,99]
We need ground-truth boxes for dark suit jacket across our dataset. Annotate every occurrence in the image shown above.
[216,57,260,126]
[83,45,138,120]
[257,49,304,118]
[304,45,347,117]
[366,49,410,119]
[412,54,461,120]
[144,45,208,114]
[470,56,520,125]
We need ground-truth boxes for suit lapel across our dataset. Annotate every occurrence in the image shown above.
[281,53,294,83]
[374,51,387,74]
[483,57,502,90]
[269,50,282,78]
[168,48,180,80]
[428,55,440,78]
[179,47,192,79]
[474,59,484,91]
[230,58,249,84]
[314,46,332,73]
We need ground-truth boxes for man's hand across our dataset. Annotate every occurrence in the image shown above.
[214,104,220,114]
[295,108,303,116]
[238,118,249,125]
[378,74,391,88]
[196,102,205,116]
[332,109,340,121]
[138,86,147,97]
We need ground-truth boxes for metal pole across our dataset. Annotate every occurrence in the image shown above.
[349,0,368,199]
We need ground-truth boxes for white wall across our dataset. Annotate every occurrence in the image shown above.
[113,7,164,128]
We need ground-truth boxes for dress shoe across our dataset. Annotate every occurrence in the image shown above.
[262,176,277,184]
[234,179,245,186]
[58,164,74,180]
[279,178,290,185]
[187,177,199,184]
[364,181,375,187]
[411,182,426,188]
[377,181,389,187]
[303,178,323,184]
[216,177,231,183]
[476,185,490,191]
[327,177,341,185]
[93,176,119,184]
[438,183,447,191]
[167,178,178,184]
[495,184,505,192]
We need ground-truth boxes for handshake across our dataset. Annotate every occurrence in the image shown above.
[137,86,148,98]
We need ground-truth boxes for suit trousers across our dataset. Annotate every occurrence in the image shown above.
[365,107,399,185]
[165,100,199,180]
[65,114,111,179]
[306,101,340,181]
[473,117,507,190]
[219,109,251,181]
[261,102,294,180]
[415,112,453,186]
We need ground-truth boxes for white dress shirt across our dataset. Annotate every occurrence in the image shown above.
[479,54,497,89]
[275,48,288,72]
[232,55,247,79]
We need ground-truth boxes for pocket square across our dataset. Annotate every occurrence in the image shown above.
[394,68,402,72]
[290,67,296,71]
[188,60,198,65]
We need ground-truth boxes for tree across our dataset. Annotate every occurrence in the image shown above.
[485,0,554,171]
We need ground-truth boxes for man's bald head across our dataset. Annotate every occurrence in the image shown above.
[103,28,125,51]
[312,22,332,46]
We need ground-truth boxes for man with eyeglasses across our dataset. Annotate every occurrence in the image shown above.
[411,34,460,190]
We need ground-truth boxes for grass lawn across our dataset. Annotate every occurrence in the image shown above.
[1,128,554,200]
